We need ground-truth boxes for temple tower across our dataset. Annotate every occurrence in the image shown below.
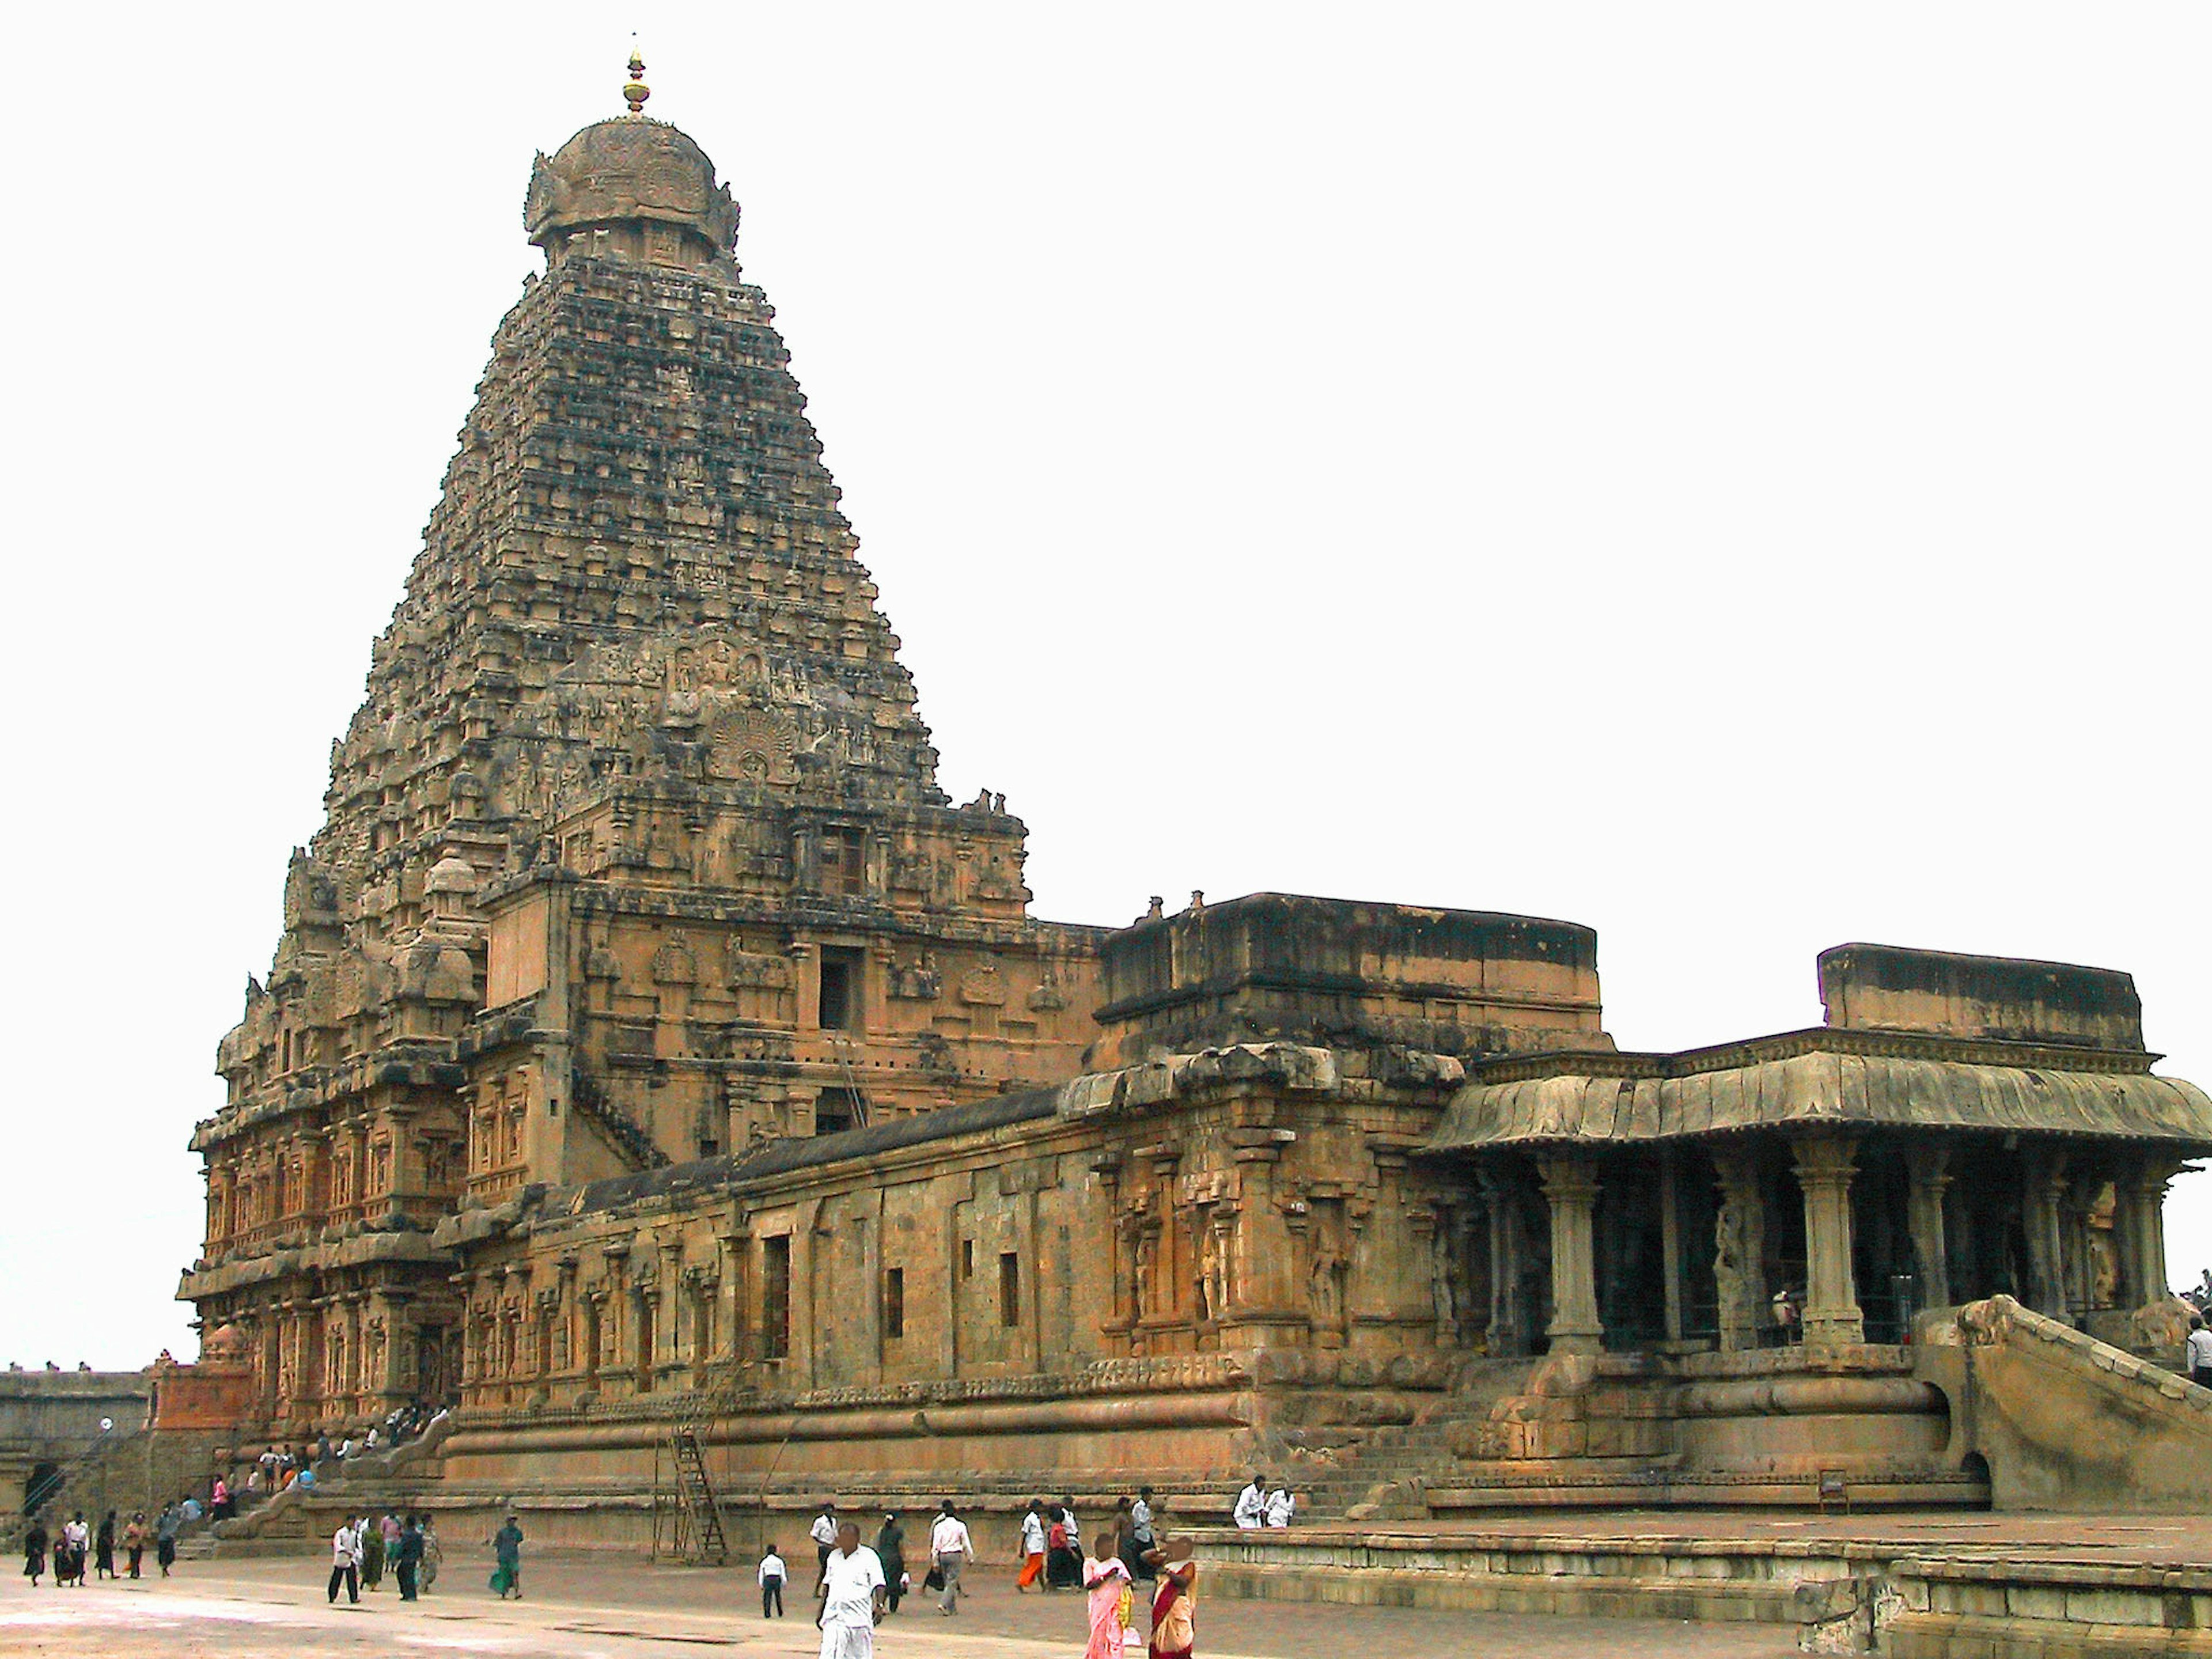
[184,66,1104,1436]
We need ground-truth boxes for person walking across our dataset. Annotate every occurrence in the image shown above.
[1146,1538,1199,1659]
[94,1511,116,1580]
[873,1513,906,1613]
[2187,1313,2212,1387]
[1046,1503,1081,1590]
[122,1512,146,1579]
[1111,1497,1143,1580]
[1016,1498,1047,1592]
[491,1513,524,1599]
[1129,1486,1157,1579]
[757,1541,787,1618]
[22,1516,48,1587]
[809,1502,839,1590]
[395,1514,424,1601]
[815,1520,887,1659]
[210,1475,231,1520]
[62,1514,90,1586]
[155,1503,180,1578]
[327,1517,361,1606]
[1081,1523,1134,1659]
[419,1515,442,1593]
[927,1500,971,1616]
[359,1512,385,1590]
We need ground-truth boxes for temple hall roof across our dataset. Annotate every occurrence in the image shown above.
[1425,1028,2212,1152]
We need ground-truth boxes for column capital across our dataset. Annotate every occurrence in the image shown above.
[1536,1153,1601,1206]
[1791,1131,1859,1185]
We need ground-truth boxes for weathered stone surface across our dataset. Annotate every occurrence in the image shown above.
[166,74,2212,1559]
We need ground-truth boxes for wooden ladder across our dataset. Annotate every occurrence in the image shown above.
[668,1426,728,1563]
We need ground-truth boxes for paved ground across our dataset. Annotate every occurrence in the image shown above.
[0,1551,1801,1658]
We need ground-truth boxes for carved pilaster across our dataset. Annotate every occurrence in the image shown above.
[1793,1134,1864,1349]
[1537,1154,1603,1355]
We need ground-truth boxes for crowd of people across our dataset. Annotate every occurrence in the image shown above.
[17,1463,1278,1658]
[20,1501,191,1588]
[769,1487,1226,1658]
[325,1511,444,1604]
[240,1401,452,1505]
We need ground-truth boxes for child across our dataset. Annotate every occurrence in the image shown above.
[757,1541,786,1618]
[1146,1537,1198,1659]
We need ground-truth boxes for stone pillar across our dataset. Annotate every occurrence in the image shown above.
[1228,1139,1298,1319]
[1537,1155,1604,1356]
[716,1231,745,1362]
[1711,1150,1767,1353]
[2125,1156,2183,1304]
[2021,1146,2071,1320]
[1658,1148,1685,1343]
[1793,1134,1865,1349]
[1478,1165,1527,1357]
[657,1238,683,1376]
[1905,1142,1953,1312]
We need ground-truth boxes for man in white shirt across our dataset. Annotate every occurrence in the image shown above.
[816,1521,886,1659]
[2187,1313,2212,1387]
[327,1518,360,1605]
[1264,1484,1294,1528]
[757,1543,787,1618]
[1231,1474,1266,1529]
[809,1502,839,1590]
[1017,1500,1047,1593]
[927,1501,973,1615]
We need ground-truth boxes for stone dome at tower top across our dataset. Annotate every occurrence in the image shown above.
[524,115,740,264]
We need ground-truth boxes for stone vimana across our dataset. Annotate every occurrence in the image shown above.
[154,62,2212,1561]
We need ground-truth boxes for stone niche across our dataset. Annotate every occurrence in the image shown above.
[1089,892,1611,1067]
[1817,943,2146,1052]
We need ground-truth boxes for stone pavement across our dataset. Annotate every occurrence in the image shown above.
[0,1550,1799,1658]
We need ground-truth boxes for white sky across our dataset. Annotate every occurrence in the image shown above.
[2,3,2205,1368]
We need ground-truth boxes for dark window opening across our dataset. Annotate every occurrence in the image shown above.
[763,1236,792,1360]
[960,1239,974,1281]
[823,828,866,896]
[818,946,864,1032]
[999,1251,1021,1327]
[698,1136,719,1158]
[815,1086,863,1136]
[884,1267,905,1340]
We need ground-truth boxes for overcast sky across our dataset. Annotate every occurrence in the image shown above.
[2,3,2205,1368]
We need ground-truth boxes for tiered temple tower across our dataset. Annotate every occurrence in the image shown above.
[184,71,1103,1433]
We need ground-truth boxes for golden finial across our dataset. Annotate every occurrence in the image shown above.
[622,43,651,115]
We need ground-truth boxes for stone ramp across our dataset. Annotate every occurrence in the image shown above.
[1915,1295,2212,1511]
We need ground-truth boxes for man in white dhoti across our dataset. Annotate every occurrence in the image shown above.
[816,1521,887,1659]
[1231,1474,1267,1529]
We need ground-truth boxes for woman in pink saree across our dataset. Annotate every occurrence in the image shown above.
[1081,1529,1134,1659]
